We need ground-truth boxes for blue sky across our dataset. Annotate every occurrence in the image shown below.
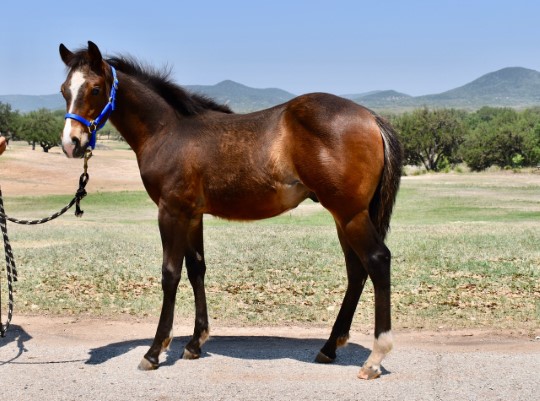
[2,1,539,96]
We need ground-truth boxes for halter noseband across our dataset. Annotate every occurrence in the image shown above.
[65,64,118,149]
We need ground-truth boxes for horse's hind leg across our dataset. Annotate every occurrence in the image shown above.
[316,222,368,363]
[183,216,210,359]
[339,210,393,380]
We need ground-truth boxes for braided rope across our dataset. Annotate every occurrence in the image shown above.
[0,150,91,337]
[0,174,88,225]
[0,193,16,338]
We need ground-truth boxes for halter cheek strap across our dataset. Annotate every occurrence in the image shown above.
[65,64,118,149]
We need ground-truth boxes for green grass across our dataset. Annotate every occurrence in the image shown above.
[1,173,538,332]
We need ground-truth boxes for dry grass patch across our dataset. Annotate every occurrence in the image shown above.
[0,144,538,332]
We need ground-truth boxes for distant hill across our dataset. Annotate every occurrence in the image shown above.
[0,80,295,114]
[185,80,295,112]
[415,67,540,109]
[352,67,540,111]
[348,90,413,108]
[342,90,383,99]
[3,67,540,113]
[0,94,64,113]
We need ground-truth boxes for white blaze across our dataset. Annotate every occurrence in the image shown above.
[62,71,86,150]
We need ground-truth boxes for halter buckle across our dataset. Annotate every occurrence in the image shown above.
[88,121,98,134]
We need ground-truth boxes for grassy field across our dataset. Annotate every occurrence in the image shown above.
[1,170,539,332]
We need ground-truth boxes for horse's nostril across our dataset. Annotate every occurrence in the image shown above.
[71,137,81,148]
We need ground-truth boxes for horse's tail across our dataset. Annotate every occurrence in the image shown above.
[369,113,403,240]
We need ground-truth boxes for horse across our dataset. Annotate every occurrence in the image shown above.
[58,41,402,380]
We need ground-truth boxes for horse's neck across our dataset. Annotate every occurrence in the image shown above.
[109,73,175,154]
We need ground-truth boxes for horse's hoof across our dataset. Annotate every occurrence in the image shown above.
[358,365,381,380]
[182,348,200,360]
[315,351,335,364]
[138,358,158,371]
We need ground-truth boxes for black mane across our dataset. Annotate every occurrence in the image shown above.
[65,49,233,116]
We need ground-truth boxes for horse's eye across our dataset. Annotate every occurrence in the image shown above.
[91,87,100,96]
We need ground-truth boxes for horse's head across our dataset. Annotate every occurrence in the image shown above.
[59,41,116,158]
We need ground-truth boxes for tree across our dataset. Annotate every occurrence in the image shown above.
[0,101,19,140]
[461,107,537,171]
[17,109,63,152]
[392,107,466,171]
[517,108,540,167]
[462,123,523,171]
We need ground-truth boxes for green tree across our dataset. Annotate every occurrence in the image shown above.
[0,101,19,139]
[461,107,537,171]
[393,107,466,171]
[517,108,540,167]
[17,109,63,152]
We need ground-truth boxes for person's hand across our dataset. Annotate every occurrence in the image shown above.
[0,137,6,155]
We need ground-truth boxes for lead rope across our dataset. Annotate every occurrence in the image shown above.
[0,149,92,337]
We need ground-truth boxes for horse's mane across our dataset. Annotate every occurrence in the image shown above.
[65,49,233,116]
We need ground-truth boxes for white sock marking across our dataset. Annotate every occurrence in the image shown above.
[364,331,393,371]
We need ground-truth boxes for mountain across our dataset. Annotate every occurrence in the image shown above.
[0,80,296,114]
[0,94,64,113]
[348,90,413,108]
[414,67,540,109]
[352,67,540,111]
[342,90,384,99]
[3,67,540,113]
[185,80,296,112]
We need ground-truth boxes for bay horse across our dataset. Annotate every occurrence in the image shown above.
[59,41,402,380]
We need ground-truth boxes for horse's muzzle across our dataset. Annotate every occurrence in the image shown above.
[63,137,87,158]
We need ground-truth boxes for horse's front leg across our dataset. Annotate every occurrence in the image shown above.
[182,215,210,359]
[138,208,189,371]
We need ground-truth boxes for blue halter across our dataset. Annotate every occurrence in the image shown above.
[65,64,118,149]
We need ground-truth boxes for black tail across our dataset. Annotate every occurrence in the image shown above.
[369,114,403,240]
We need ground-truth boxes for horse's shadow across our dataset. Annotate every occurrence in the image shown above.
[86,334,372,368]
[1,325,388,374]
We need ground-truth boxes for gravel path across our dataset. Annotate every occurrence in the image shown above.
[1,316,539,400]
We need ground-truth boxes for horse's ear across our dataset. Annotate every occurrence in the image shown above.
[87,41,103,69]
[59,43,73,65]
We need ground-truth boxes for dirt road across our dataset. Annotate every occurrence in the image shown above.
[1,316,538,401]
